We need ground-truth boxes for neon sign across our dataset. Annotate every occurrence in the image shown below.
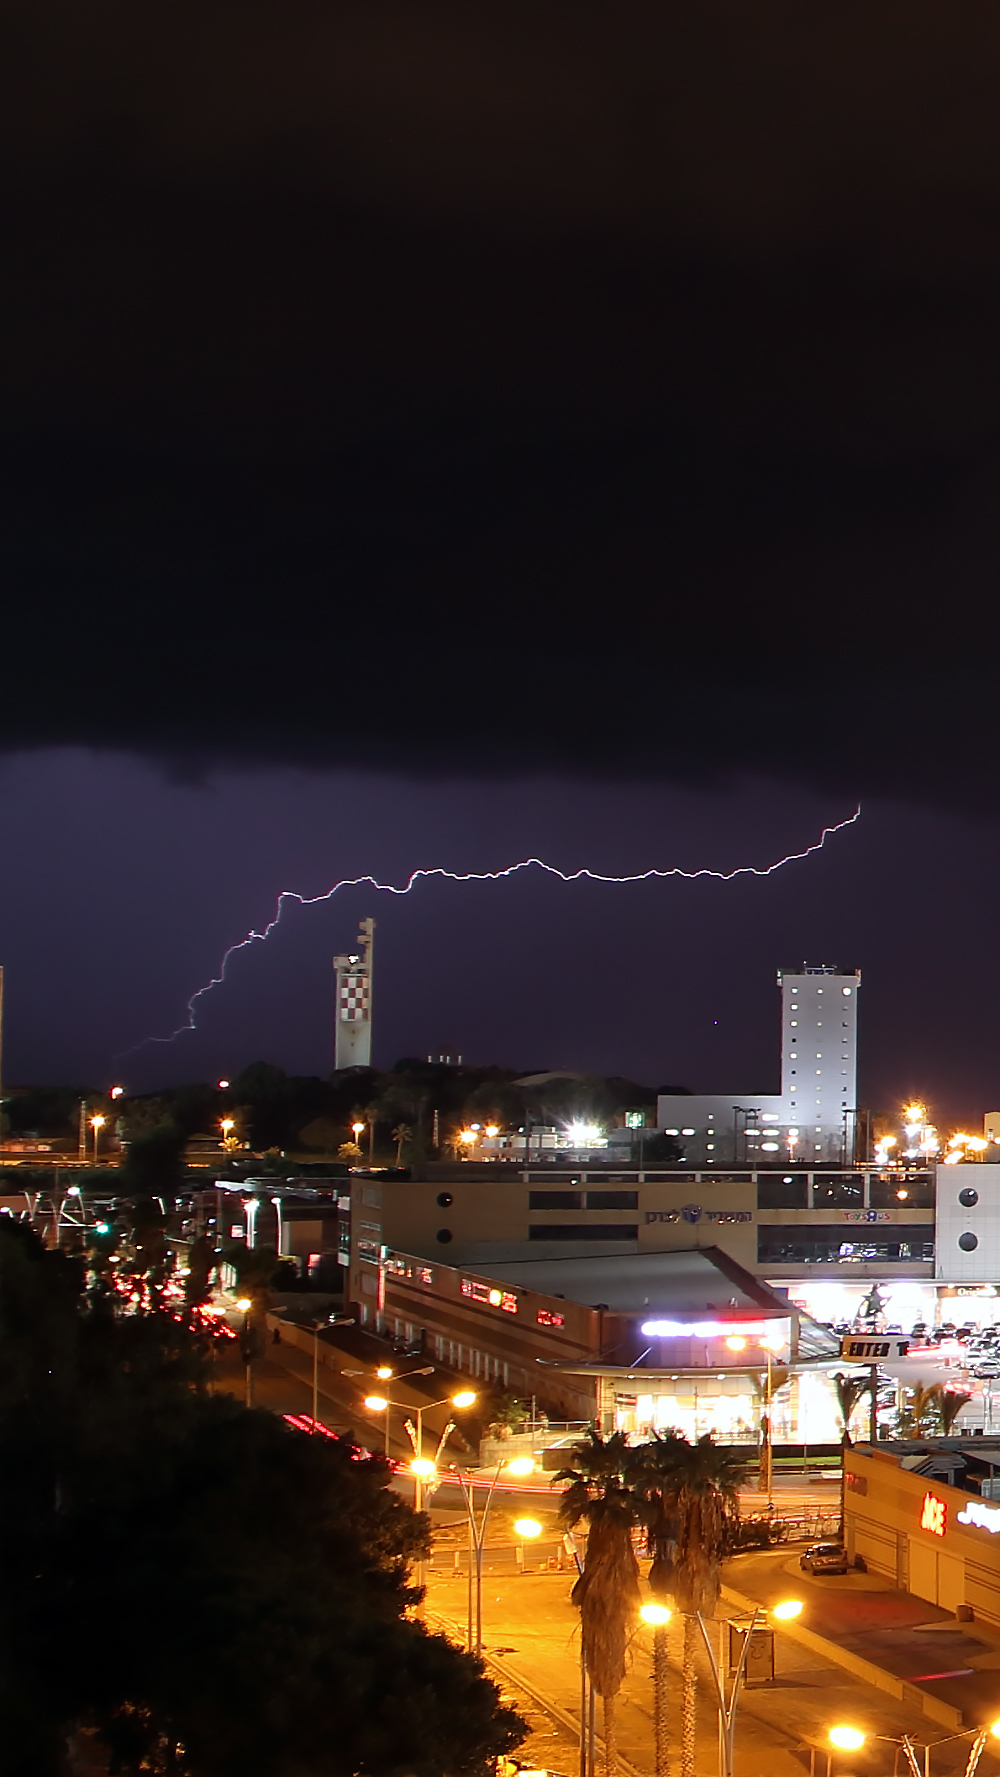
[640,1319,774,1338]
[920,1492,946,1537]
[957,1499,1000,1534]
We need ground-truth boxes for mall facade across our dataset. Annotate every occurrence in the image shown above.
[344,1230,834,1443]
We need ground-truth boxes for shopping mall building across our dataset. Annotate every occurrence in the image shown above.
[327,1160,1000,1445]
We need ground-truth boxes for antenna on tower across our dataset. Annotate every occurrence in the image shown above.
[332,919,374,1071]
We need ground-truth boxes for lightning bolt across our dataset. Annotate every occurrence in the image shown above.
[127,805,861,1053]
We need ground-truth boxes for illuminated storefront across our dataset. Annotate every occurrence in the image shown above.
[784,1277,937,1328]
[598,1363,853,1446]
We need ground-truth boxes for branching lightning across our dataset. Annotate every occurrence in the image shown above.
[127,805,861,1054]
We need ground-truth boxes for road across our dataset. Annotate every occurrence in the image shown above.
[424,1546,1000,1777]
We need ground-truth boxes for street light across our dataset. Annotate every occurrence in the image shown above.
[514,1516,542,1573]
[360,1365,436,1452]
[692,1599,803,1777]
[409,1391,477,1511]
[236,1297,253,1406]
[826,1719,1000,1777]
[90,1113,105,1163]
[771,1599,803,1621]
[640,1602,673,1777]
[304,1313,354,1429]
[829,1727,865,1752]
[451,1455,536,1652]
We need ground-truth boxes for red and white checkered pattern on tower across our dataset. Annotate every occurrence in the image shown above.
[339,974,370,1023]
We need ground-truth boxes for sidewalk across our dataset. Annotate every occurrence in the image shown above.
[728,1548,1000,1734]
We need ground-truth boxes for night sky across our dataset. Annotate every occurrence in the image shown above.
[3,5,1000,1126]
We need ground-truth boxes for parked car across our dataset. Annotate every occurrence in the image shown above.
[799,1542,849,1576]
[974,1362,1000,1379]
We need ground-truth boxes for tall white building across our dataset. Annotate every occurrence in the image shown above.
[778,963,859,1160]
[654,962,861,1165]
[333,917,375,1071]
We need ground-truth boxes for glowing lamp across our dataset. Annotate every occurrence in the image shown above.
[364,1395,389,1411]
[514,1518,542,1538]
[640,1603,672,1626]
[771,1600,802,1620]
[410,1458,436,1479]
[236,1298,252,1312]
[452,1390,477,1408]
[829,1727,865,1752]
[505,1457,535,1477]
[376,1365,393,1380]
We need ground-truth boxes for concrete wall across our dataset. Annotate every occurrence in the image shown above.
[935,1164,1000,1282]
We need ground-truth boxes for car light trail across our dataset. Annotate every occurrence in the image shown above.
[123,805,860,1053]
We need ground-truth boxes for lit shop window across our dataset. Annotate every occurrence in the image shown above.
[537,1310,565,1327]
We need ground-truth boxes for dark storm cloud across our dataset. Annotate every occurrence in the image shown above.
[3,2,1000,797]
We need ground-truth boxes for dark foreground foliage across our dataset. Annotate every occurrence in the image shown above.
[0,1219,523,1776]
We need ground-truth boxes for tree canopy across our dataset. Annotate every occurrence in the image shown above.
[0,1218,523,1777]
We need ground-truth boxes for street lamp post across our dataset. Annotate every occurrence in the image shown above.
[693,1599,802,1777]
[411,1391,476,1490]
[362,1365,436,1454]
[237,1296,253,1406]
[826,1722,1000,1777]
[639,1603,672,1777]
[403,1391,478,1604]
[90,1113,105,1164]
[450,1456,535,1652]
[514,1515,542,1574]
[305,1314,355,1429]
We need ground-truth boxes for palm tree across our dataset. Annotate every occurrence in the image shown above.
[940,1389,973,1435]
[898,1380,943,1439]
[831,1370,874,1536]
[392,1123,413,1165]
[651,1435,743,1777]
[556,1429,645,1777]
[627,1431,687,1777]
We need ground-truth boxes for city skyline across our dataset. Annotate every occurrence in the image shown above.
[2,751,998,1131]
